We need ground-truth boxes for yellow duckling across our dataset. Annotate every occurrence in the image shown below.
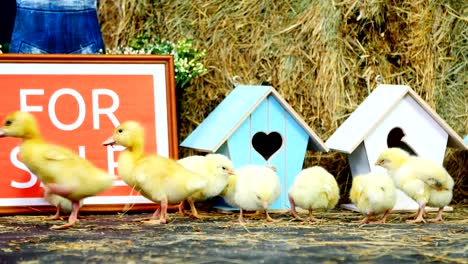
[288,166,340,222]
[0,111,114,230]
[103,121,208,224]
[177,154,235,218]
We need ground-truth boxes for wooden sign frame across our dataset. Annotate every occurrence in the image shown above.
[0,54,178,214]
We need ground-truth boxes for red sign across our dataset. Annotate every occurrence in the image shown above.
[0,55,177,213]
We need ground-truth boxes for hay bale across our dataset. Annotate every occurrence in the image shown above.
[98,0,467,204]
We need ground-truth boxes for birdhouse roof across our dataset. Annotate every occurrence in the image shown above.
[180,85,328,153]
[326,84,468,154]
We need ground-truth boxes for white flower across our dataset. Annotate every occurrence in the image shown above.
[107,38,207,89]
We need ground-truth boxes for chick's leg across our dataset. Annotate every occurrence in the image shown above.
[133,207,159,222]
[427,207,444,223]
[238,208,246,223]
[50,201,80,230]
[159,197,168,224]
[407,203,427,224]
[265,209,274,222]
[372,209,391,224]
[308,208,318,223]
[137,208,160,222]
[151,208,161,220]
[406,212,427,219]
[178,200,187,216]
[263,201,274,222]
[143,198,170,225]
[406,207,427,220]
[187,198,203,219]
[43,187,63,221]
[359,213,374,224]
[46,206,64,221]
[288,194,304,221]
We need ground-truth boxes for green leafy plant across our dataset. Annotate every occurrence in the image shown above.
[108,36,208,89]
[0,43,9,54]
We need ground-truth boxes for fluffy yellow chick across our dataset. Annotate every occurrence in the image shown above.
[0,111,114,230]
[350,172,397,224]
[177,154,235,218]
[288,166,340,222]
[103,121,208,224]
[222,165,281,223]
[376,148,454,224]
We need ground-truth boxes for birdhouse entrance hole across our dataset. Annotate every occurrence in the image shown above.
[387,127,418,156]
[251,131,283,161]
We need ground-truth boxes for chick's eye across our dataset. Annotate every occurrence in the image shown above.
[221,166,227,170]
[4,120,12,126]
[117,129,123,133]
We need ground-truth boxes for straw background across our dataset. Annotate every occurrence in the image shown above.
[98,0,467,204]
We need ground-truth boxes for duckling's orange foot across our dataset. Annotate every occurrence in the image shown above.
[190,213,205,219]
[142,219,166,225]
[45,215,65,221]
[50,223,75,230]
[77,215,91,220]
[407,218,426,224]
[426,217,444,223]
[406,212,427,220]
[291,216,306,222]
[133,217,152,222]
[359,217,371,224]
[370,219,387,224]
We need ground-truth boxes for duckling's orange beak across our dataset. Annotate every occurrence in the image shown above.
[102,136,116,146]
[375,160,382,166]
[0,128,5,138]
[228,169,235,175]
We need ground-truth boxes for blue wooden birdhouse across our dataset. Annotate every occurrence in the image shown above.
[180,85,329,209]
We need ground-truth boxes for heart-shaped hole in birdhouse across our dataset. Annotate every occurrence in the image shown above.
[252,131,283,161]
[387,127,418,156]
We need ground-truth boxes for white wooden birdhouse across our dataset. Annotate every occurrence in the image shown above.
[326,84,468,211]
[181,85,329,209]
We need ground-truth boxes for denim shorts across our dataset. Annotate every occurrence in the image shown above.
[10,0,105,54]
